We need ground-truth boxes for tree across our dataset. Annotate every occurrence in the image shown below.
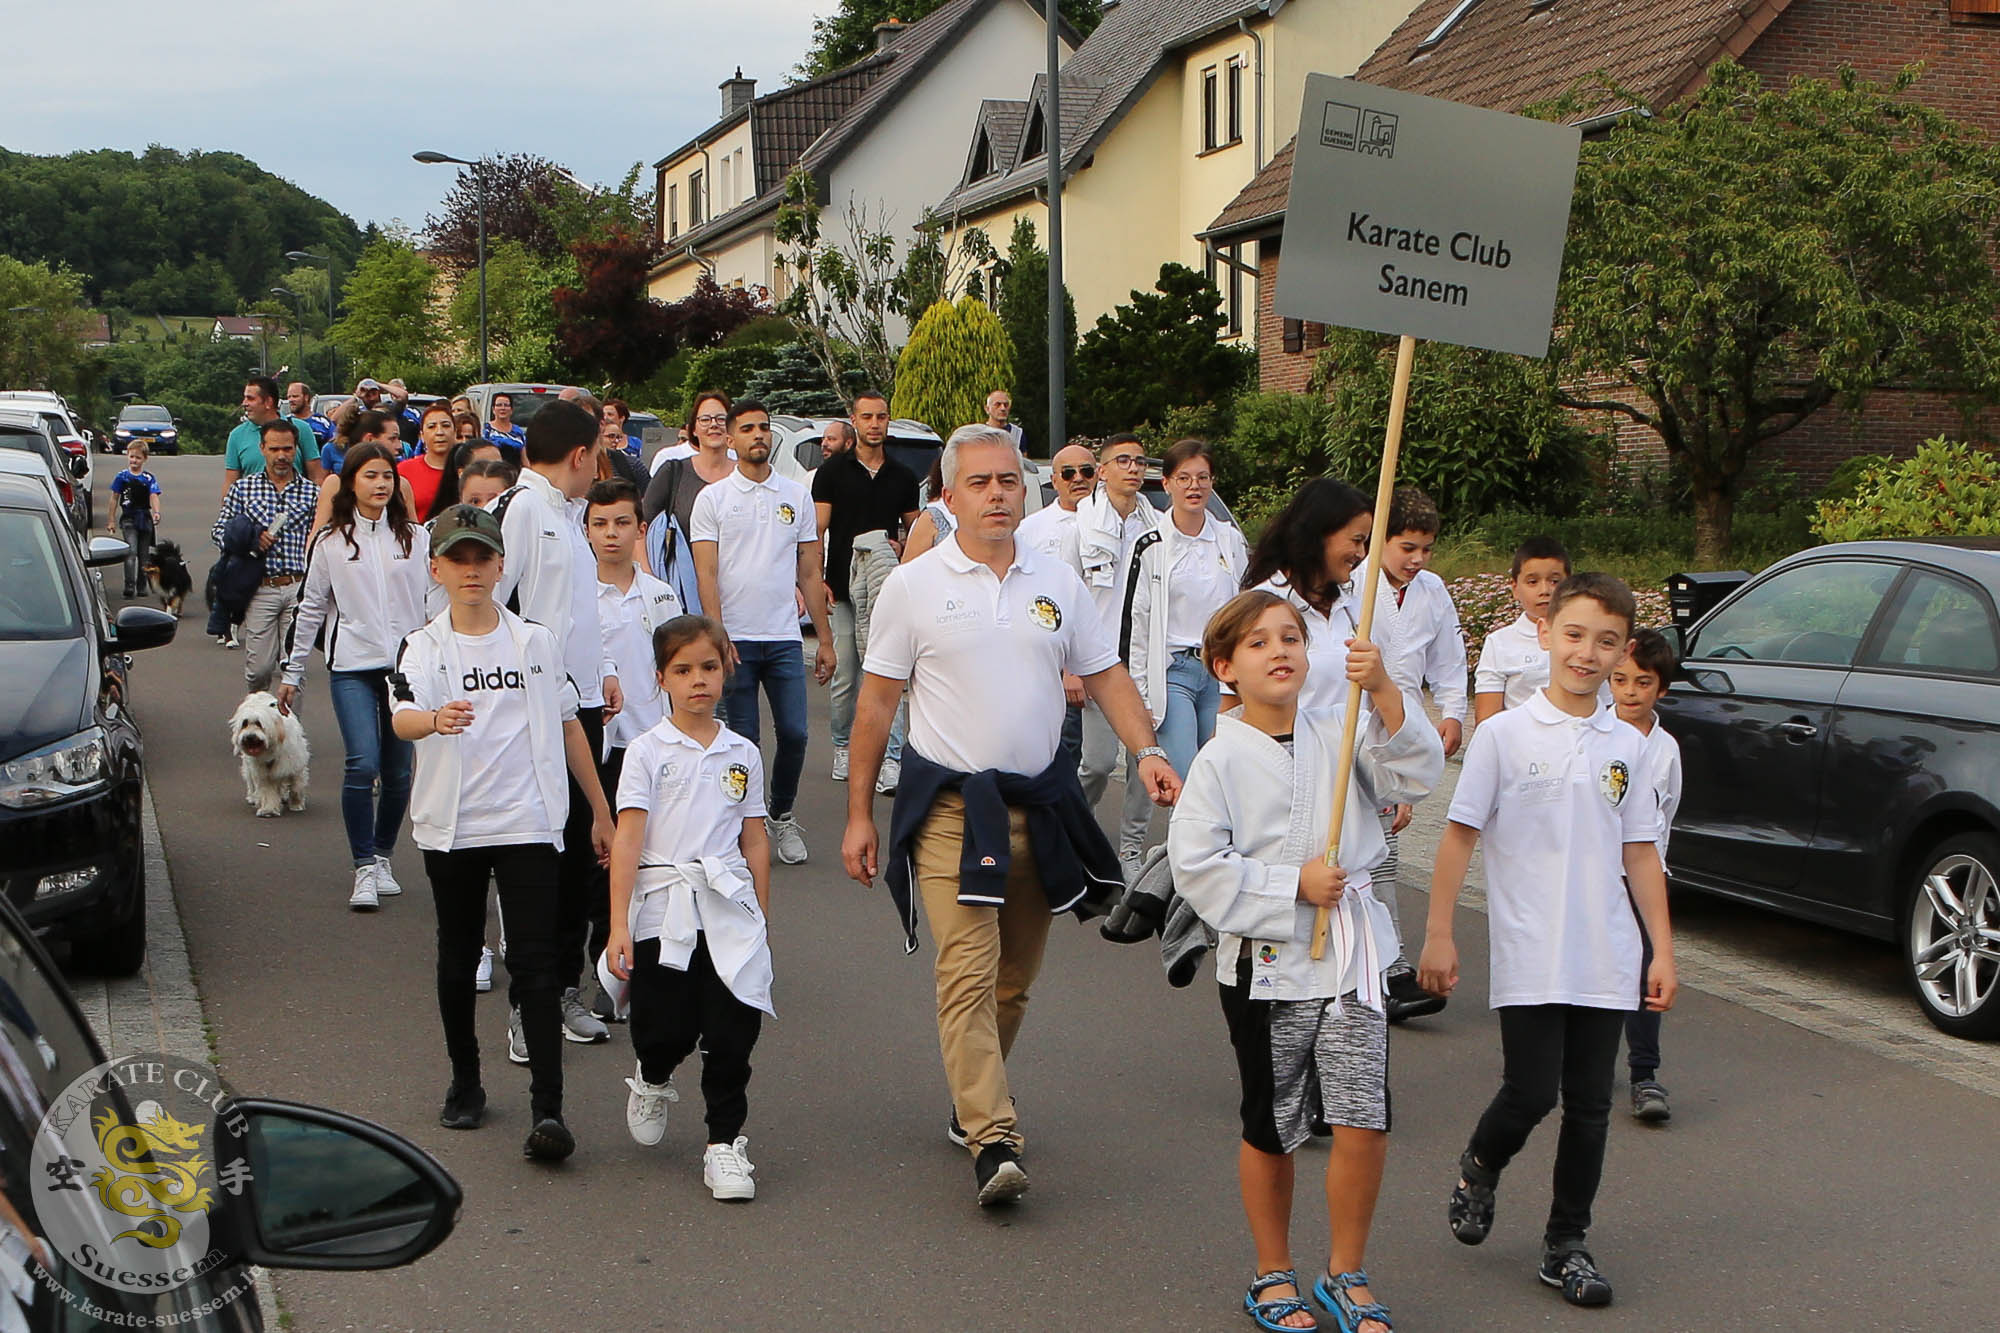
[421,153,565,270]
[996,217,1075,453]
[773,167,901,403]
[798,0,1102,80]
[670,276,768,351]
[895,213,995,319]
[328,234,442,379]
[892,296,1015,438]
[1071,263,1254,438]
[446,240,568,381]
[740,341,863,416]
[1545,62,2000,562]
[0,257,95,393]
[552,226,679,386]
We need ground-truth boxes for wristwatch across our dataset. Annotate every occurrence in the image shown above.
[1134,746,1167,764]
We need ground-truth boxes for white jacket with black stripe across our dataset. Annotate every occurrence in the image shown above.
[281,515,431,687]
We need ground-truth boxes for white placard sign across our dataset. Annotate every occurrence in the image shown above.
[1274,75,1582,358]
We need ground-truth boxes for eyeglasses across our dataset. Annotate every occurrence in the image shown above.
[1167,472,1212,488]
[694,413,727,425]
[1106,454,1146,470]
[1058,464,1098,481]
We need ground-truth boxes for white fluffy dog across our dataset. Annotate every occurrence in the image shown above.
[228,692,309,818]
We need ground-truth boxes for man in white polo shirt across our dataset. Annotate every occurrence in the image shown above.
[842,425,1179,1207]
[1018,441,1099,769]
[690,398,835,867]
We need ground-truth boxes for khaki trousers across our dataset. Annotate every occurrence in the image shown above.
[914,791,1053,1155]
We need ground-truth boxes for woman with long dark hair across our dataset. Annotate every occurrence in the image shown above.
[277,441,431,911]
[399,402,463,520]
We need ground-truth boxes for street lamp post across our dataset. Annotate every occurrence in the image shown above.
[284,249,342,385]
[269,290,304,373]
[414,150,487,382]
[8,306,44,388]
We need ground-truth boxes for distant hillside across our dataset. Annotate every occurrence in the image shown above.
[0,145,363,315]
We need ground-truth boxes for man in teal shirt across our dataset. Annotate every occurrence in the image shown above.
[220,375,323,498]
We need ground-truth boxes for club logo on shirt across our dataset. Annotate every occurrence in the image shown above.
[720,762,750,803]
[1599,759,1630,808]
[1029,595,1062,632]
[776,502,797,525]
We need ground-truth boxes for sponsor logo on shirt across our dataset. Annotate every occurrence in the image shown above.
[1257,943,1279,965]
[1599,759,1630,807]
[1029,595,1062,632]
[462,667,526,690]
[720,762,750,803]
[936,595,979,629]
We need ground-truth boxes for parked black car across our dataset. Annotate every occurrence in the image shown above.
[0,471,177,974]
[0,890,461,1329]
[1658,539,2000,1038]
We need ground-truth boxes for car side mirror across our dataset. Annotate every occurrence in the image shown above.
[85,536,129,568]
[68,454,90,479]
[1657,624,1686,661]
[112,604,178,651]
[210,1098,461,1272]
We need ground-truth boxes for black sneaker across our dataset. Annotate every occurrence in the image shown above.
[438,1084,486,1130]
[973,1142,1028,1206]
[1539,1247,1613,1307]
[1385,968,1447,1023]
[589,981,625,1024]
[1448,1152,1496,1245]
[523,1116,576,1162]
[1630,1079,1671,1123]
[947,1107,968,1148]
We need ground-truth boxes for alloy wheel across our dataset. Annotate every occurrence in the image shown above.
[1909,852,2000,1020]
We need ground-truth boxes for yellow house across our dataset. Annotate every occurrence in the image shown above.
[648,0,1078,309]
[934,0,1417,345]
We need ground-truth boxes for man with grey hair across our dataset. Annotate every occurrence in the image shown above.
[843,424,1180,1206]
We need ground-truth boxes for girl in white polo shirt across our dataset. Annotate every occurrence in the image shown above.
[1418,572,1677,1310]
[1169,590,1442,1333]
[605,614,772,1202]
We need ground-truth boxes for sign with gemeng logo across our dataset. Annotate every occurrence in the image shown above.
[1276,75,1581,358]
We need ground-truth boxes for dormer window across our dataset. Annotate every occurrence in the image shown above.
[1417,0,1482,51]
[970,133,994,181]
[1023,105,1046,161]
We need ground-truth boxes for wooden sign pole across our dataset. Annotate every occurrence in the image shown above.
[1311,333,1417,960]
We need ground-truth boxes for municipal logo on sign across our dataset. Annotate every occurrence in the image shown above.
[1321,102,1398,158]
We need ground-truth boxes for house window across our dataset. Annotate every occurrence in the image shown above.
[688,170,704,225]
[1226,60,1244,145]
[1023,106,1045,160]
[969,132,993,182]
[1227,243,1243,337]
[1417,0,1483,50]
[668,184,679,239]
[1201,66,1219,151]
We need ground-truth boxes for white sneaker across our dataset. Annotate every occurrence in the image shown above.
[372,855,403,897]
[507,1007,530,1065]
[703,1136,756,1201]
[348,864,380,912]
[831,746,849,781]
[475,947,495,993]
[875,758,901,795]
[624,1063,680,1147]
[768,814,808,865]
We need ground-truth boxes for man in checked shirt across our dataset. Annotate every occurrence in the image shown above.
[213,419,321,693]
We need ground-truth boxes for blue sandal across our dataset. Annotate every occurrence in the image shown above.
[1244,1269,1312,1331]
[1314,1269,1393,1333]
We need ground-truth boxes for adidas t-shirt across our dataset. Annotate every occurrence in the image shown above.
[450,624,556,848]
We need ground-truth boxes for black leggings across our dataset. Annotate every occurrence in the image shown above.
[1465,1004,1626,1249]
[630,935,762,1144]
[558,706,607,988]
[425,843,564,1119]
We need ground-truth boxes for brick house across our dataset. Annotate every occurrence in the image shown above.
[1203,0,2000,486]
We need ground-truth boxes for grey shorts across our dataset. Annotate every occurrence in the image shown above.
[1221,954,1391,1153]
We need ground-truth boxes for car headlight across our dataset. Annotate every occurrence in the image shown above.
[114,428,133,438]
[160,429,177,439]
[0,729,109,809]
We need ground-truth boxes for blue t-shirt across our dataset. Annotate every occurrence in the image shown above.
[224,418,319,474]
[109,468,160,527]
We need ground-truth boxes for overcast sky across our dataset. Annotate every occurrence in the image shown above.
[13,0,826,233]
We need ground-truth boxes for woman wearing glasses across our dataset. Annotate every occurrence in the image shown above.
[1125,439,1249,779]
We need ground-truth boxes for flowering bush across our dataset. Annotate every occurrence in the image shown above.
[1446,574,1670,674]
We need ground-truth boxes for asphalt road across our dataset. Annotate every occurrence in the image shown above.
[108,454,2000,1330]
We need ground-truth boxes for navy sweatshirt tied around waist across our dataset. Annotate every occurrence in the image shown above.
[884,745,1126,954]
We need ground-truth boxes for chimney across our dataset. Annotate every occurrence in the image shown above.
[720,67,756,117]
[873,18,909,51]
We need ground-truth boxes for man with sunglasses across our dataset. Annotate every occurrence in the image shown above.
[1019,442,1098,767]
[1070,434,1161,875]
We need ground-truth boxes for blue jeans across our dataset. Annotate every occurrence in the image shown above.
[723,640,808,818]
[1156,648,1221,779]
[328,669,413,866]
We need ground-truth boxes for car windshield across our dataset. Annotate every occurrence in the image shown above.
[0,508,80,639]
[119,406,172,424]
[495,391,568,425]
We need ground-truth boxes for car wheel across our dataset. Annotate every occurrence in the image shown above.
[1903,832,2000,1039]
[72,859,146,977]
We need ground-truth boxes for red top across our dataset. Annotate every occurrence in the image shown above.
[399,455,447,519]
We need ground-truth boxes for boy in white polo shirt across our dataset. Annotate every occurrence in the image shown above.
[1418,572,1677,1310]
[690,399,834,867]
[1472,537,1572,722]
